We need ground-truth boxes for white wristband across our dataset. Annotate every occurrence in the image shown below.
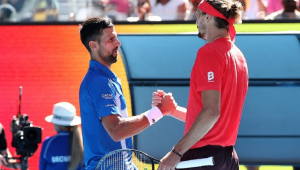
[144,106,163,126]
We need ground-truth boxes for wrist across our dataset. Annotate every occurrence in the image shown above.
[144,106,163,126]
[172,147,183,158]
[169,106,186,116]
[175,106,187,113]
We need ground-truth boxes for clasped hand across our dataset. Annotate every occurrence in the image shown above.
[152,90,177,116]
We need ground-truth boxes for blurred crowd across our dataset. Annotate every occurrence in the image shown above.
[0,0,299,22]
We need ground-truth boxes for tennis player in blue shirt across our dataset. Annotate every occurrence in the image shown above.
[79,17,177,170]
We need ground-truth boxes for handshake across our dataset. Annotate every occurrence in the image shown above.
[151,90,177,116]
[144,90,187,126]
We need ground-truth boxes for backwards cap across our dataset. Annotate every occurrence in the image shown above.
[198,0,236,41]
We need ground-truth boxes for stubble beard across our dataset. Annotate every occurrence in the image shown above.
[198,32,206,40]
[108,51,118,64]
[99,47,118,65]
[197,23,207,40]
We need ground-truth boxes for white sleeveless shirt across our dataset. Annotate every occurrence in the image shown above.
[149,0,188,20]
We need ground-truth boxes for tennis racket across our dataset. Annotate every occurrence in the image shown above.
[95,149,214,170]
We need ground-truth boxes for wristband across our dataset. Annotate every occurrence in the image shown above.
[172,148,183,158]
[144,106,163,126]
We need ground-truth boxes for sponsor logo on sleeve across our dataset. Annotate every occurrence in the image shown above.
[208,71,214,82]
[102,94,113,99]
[105,104,116,107]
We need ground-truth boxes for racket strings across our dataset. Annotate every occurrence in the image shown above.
[97,150,154,170]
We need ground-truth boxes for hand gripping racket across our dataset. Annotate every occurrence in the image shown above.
[95,149,214,170]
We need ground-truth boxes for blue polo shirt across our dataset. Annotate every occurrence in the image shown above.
[39,131,84,170]
[79,60,133,170]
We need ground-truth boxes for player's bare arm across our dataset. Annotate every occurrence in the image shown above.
[102,114,150,142]
[169,106,187,122]
[102,93,177,142]
[158,90,220,170]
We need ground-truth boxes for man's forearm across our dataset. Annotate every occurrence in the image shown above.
[103,113,151,142]
[170,106,187,122]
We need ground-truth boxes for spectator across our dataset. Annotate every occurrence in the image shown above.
[126,0,150,21]
[75,0,108,21]
[1,0,37,21]
[243,0,268,19]
[0,3,16,21]
[108,0,130,21]
[265,0,300,19]
[267,0,284,13]
[266,0,298,13]
[267,0,300,14]
[39,102,84,170]
[5,0,25,12]
[136,0,151,20]
[0,123,23,169]
[54,0,76,21]
[187,0,200,20]
[148,0,190,20]
[33,0,59,21]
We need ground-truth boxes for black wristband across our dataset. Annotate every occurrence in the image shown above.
[172,148,183,158]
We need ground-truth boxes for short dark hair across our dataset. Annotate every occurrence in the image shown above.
[80,17,114,52]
